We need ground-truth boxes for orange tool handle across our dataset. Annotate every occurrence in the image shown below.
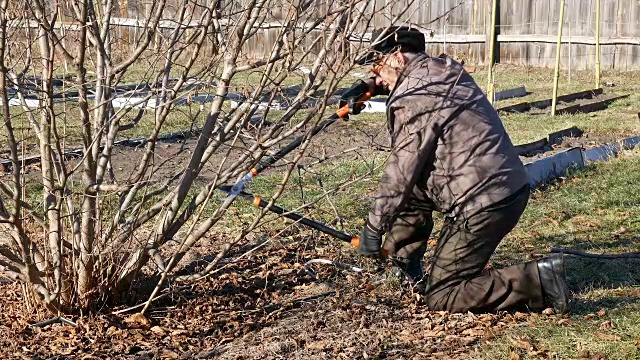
[336,91,373,118]
[350,236,360,248]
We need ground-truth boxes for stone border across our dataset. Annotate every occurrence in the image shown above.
[515,126,585,157]
[526,135,640,187]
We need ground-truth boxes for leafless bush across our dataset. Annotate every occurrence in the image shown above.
[0,0,414,313]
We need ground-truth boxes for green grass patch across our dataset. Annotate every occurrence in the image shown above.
[472,65,640,144]
[0,100,208,150]
[212,154,388,237]
[477,151,640,359]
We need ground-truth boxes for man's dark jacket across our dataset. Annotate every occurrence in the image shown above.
[368,53,530,232]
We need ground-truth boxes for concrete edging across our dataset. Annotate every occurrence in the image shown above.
[526,135,640,187]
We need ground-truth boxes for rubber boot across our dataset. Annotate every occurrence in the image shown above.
[537,253,569,313]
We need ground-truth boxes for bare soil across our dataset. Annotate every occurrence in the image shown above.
[1,115,389,186]
[525,93,627,115]
[520,133,622,162]
[2,117,627,186]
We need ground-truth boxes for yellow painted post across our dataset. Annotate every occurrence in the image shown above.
[595,0,601,88]
[551,0,566,117]
[94,0,103,25]
[486,0,498,104]
[120,0,129,55]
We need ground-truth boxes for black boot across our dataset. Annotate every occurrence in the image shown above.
[537,254,569,313]
[389,256,426,292]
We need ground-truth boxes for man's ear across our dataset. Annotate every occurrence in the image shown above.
[392,50,407,66]
[389,49,406,67]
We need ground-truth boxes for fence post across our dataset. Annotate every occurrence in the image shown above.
[551,0,566,117]
[486,0,498,104]
[595,0,601,88]
[58,2,69,73]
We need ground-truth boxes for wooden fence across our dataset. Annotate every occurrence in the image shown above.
[28,0,640,70]
[388,0,640,70]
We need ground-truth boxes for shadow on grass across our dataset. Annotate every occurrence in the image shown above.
[565,255,640,314]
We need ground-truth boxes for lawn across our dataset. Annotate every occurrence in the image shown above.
[477,152,640,359]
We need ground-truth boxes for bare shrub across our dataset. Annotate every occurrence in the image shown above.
[0,0,415,313]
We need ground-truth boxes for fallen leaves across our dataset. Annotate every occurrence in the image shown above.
[600,320,615,330]
[508,334,558,359]
[160,349,180,359]
[150,326,167,336]
[556,318,575,327]
[594,331,621,341]
[542,308,555,315]
[124,313,151,328]
[611,226,628,239]
[510,336,536,351]
[423,329,445,338]
[1,238,627,360]
[305,341,329,351]
[106,326,120,336]
[578,350,608,360]
[570,215,601,228]
[461,328,485,337]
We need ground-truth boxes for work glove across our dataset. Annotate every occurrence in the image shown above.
[357,221,384,258]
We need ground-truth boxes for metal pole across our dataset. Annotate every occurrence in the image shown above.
[443,10,447,55]
[551,0,566,117]
[568,20,572,85]
[443,22,447,55]
[486,0,498,104]
[595,0,601,88]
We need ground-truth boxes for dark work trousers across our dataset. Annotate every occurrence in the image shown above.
[383,186,544,313]
[383,197,435,262]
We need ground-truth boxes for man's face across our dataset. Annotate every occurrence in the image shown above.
[371,51,405,91]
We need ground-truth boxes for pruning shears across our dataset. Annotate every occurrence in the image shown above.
[225,91,373,198]
[217,185,360,248]
[215,91,372,247]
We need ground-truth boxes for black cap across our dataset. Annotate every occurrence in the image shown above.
[356,26,426,65]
